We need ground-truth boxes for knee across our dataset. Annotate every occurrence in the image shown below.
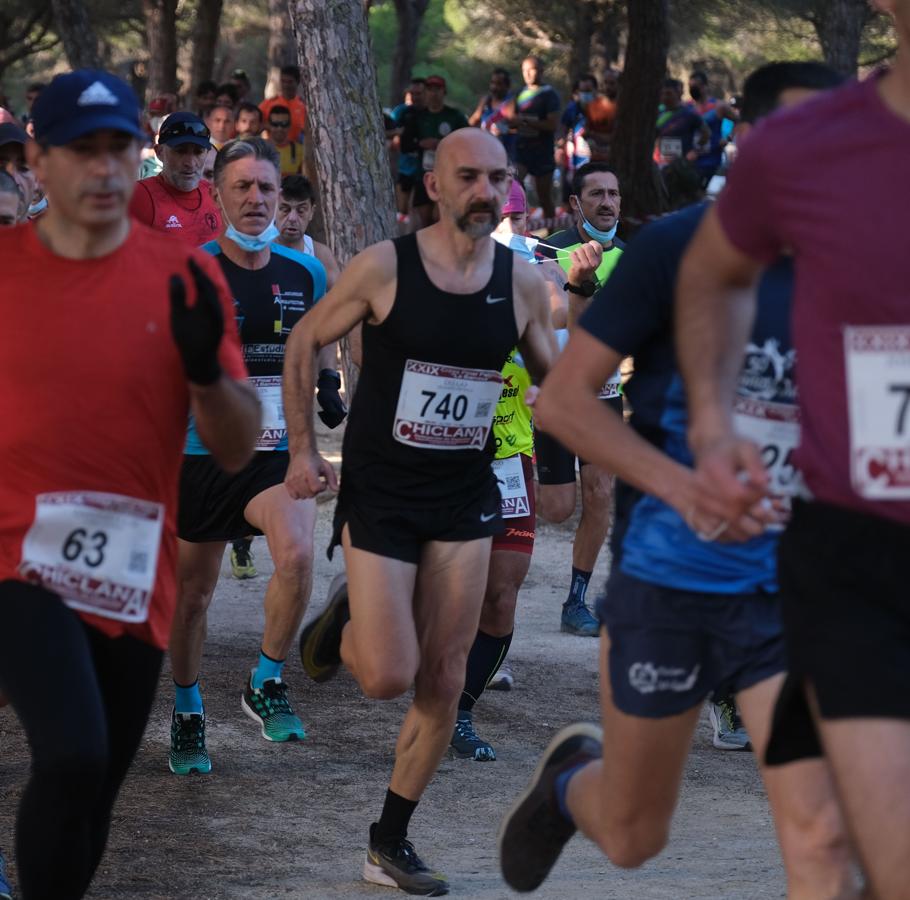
[358,663,413,700]
[581,473,611,510]
[481,584,518,633]
[598,818,669,870]
[416,654,467,707]
[270,539,313,587]
[539,490,575,524]
[176,577,215,620]
[780,796,854,882]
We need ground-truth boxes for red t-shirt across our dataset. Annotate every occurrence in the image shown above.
[129,174,222,246]
[0,221,247,648]
[716,71,910,524]
[260,95,307,143]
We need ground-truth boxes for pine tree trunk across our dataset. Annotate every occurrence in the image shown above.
[390,0,429,107]
[814,0,869,76]
[608,0,668,232]
[266,0,295,99]
[189,0,223,100]
[50,0,101,69]
[290,0,398,398]
[143,0,179,97]
[568,2,594,81]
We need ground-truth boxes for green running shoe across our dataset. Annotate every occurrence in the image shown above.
[241,673,307,742]
[169,708,212,775]
[230,538,257,579]
[364,823,449,896]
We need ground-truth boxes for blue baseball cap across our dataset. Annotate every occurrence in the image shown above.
[157,111,211,148]
[31,69,147,146]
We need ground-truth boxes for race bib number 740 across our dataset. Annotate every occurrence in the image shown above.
[20,491,164,623]
[394,360,503,450]
[845,325,910,498]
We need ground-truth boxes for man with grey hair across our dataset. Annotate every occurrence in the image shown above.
[0,170,23,226]
[167,136,330,775]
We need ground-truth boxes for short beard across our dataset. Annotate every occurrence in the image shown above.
[455,204,498,238]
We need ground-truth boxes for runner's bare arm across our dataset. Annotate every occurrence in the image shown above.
[191,379,261,474]
[283,242,395,498]
[675,205,770,522]
[513,261,558,383]
[536,329,763,541]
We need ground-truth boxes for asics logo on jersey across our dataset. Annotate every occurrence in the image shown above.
[165,215,182,229]
[78,81,119,106]
[480,512,497,522]
[486,295,507,305]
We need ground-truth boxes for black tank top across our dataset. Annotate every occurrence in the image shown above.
[340,233,519,508]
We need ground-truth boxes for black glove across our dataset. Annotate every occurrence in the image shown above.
[169,258,224,386]
[316,368,347,428]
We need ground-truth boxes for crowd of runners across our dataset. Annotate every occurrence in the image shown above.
[0,1,908,896]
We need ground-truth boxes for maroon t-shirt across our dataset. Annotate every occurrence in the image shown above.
[716,71,910,525]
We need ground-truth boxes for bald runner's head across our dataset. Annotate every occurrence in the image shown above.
[427,129,511,238]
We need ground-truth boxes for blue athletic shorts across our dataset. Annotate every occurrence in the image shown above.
[597,568,785,718]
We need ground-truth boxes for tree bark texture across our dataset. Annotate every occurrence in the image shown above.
[266,0,295,99]
[608,0,668,231]
[290,0,398,397]
[568,2,594,81]
[142,0,178,97]
[813,0,870,76]
[50,0,101,69]
[590,0,624,85]
[390,0,430,107]
[189,0,223,100]
[0,1,58,82]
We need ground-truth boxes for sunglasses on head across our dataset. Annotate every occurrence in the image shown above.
[161,119,211,140]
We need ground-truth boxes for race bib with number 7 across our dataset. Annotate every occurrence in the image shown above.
[19,491,164,623]
[394,360,503,451]
[844,325,910,499]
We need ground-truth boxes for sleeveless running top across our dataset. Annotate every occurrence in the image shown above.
[340,233,519,508]
[130,174,221,247]
[302,234,314,256]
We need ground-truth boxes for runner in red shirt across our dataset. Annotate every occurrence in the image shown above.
[129,111,221,245]
[676,5,910,892]
[0,69,259,900]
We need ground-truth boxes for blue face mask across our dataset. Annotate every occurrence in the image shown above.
[28,196,48,217]
[578,91,595,104]
[575,199,618,243]
[491,230,540,263]
[223,213,280,252]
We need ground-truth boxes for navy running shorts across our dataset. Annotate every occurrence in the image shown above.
[597,567,786,718]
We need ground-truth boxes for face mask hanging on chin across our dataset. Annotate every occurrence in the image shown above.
[223,212,280,252]
[575,200,618,243]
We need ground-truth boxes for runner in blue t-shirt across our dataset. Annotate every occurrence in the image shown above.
[498,61,856,900]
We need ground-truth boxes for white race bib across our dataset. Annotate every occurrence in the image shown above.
[394,360,502,450]
[844,325,910,499]
[659,137,683,162]
[599,369,622,400]
[422,149,436,171]
[733,396,803,497]
[251,375,285,451]
[493,455,530,519]
[20,491,164,623]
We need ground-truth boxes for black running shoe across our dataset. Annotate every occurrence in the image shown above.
[450,711,496,761]
[498,722,602,892]
[363,823,449,896]
[299,573,350,683]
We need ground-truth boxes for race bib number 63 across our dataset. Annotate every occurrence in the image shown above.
[20,491,164,623]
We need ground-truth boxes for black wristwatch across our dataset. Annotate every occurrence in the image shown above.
[564,280,596,297]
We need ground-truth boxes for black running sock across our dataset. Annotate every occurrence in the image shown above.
[565,567,592,607]
[375,789,418,843]
[459,630,513,712]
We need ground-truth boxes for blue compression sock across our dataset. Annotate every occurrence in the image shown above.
[554,760,592,825]
[251,650,284,689]
[174,680,203,715]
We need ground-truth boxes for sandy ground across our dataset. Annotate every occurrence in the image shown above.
[0,423,785,899]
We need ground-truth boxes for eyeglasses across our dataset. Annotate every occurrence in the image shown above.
[269,120,290,128]
[160,119,210,141]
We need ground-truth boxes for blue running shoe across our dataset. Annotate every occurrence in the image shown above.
[0,847,12,900]
[560,598,600,636]
[169,708,212,775]
[241,673,307,742]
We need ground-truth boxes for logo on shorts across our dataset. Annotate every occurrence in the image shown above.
[480,511,497,522]
[628,661,700,695]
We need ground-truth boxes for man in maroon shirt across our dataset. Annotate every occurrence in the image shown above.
[676,3,910,895]
[130,112,221,245]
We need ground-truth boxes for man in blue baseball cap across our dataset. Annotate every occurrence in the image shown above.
[129,110,221,245]
[1,69,260,899]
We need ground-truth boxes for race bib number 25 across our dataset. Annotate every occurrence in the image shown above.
[20,491,164,623]
[394,360,502,451]
[845,325,910,499]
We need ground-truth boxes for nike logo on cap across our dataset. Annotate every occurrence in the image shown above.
[78,81,119,106]
[486,295,507,304]
[480,512,497,522]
